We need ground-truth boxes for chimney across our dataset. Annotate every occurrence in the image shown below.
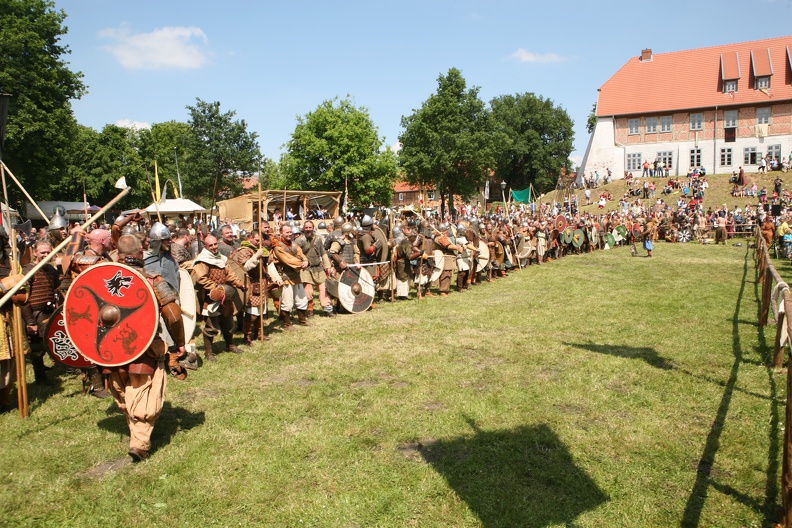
[641,48,653,62]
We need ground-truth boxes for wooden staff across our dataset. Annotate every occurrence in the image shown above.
[389,213,395,302]
[0,161,50,223]
[258,170,266,334]
[0,163,27,417]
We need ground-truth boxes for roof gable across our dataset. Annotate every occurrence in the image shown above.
[597,36,792,117]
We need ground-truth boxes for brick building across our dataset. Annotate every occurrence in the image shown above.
[580,36,792,179]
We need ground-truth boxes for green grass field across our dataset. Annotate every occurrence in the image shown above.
[0,242,785,527]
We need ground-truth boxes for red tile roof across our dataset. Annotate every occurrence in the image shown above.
[597,36,792,117]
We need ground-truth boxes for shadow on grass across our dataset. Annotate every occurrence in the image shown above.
[564,342,674,370]
[417,421,608,527]
[681,245,780,526]
[98,401,205,454]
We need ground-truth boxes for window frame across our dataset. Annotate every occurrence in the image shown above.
[756,76,770,90]
[690,113,703,131]
[757,107,771,125]
[626,153,642,171]
[723,110,738,128]
[720,148,732,166]
[724,79,737,93]
[659,116,672,133]
[628,118,640,135]
[645,117,658,134]
[690,148,702,167]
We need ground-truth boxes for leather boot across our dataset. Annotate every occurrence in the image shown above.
[242,317,253,346]
[297,309,311,326]
[307,298,314,317]
[31,353,52,386]
[89,369,110,399]
[0,386,14,413]
[280,310,293,329]
[204,335,217,362]
[223,332,240,353]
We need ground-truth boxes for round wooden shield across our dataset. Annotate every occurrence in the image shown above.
[326,266,375,313]
[476,241,490,272]
[678,228,692,243]
[516,234,532,259]
[631,223,642,237]
[561,227,574,245]
[160,268,197,347]
[572,229,585,248]
[590,229,600,246]
[494,242,505,265]
[554,216,568,232]
[604,232,616,249]
[371,226,390,263]
[616,225,628,238]
[612,228,623,243]
[44,306,94,369]
[64,262,159,367]
[549,229,559,241]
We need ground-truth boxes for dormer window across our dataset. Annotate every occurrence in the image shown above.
[756,76,770,90]
[724,79,737,93]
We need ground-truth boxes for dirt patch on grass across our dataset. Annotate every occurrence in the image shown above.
[397,438,438,462]
[178,388,221,404]
[350,380,378,388]
[78,457,130,479]
[423,401,447,411]
[535,367,562,381]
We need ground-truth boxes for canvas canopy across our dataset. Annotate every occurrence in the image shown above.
[218,190,342,230]
[26,201,89,222]
[144,198,207,215]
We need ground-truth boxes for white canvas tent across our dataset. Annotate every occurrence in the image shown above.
[25,201,89,222]
[144,198,207,216]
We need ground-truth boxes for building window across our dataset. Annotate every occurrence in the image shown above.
[724,110,737,128]
[628,119,640,135]
[659,116,672,133]
[656,151,673,169]
[426,191,434,200]
[768,144,781,162]
[646,117,658,134]
[398,193,403,201]
[756,76,770,90]
[744,147,759,165]
[724,79,737,93]
[757,107,771,125]
[720,148,732,166]
[626,153,642,171]
[690,113,703,131]
[690,148,702,167]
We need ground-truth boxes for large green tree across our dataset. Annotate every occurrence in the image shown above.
[489,93,574,193]
[137,121,193,199]
[183,99,261,208]
[284,96,398,207]
[0,0,86,199]
[61,124,148,208]
[399,68,496,217]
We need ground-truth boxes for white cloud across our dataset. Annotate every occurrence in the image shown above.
[509,48,568,64]
[99,24,209,71]
[116,119,150,130]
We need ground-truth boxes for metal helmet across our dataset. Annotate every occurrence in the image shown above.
[122,224,139,235]
[456,223,466,233]
[392,226,404,240]
[333,216,344,229]
[48,211,68,231]
[395,221,403,229]
[148,222,172,242]
[341,222,354,235]
[292,225,302,236]
[361,215,374,227]
[317,221,327,230]
[148,221,171,256]
[439,222,450,232]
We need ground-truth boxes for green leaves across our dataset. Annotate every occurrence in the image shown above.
[284,96,398,207]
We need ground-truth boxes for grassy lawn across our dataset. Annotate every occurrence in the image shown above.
[0,242,784,527]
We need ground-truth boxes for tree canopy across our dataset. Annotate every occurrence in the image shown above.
[183,99,261,207]
[0,0,86,200]
[284,96,398,207]
[489,93,574,193]
[398,68,496,217]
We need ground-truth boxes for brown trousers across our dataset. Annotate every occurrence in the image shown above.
[108,363,167,452]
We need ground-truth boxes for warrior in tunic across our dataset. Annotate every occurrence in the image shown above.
[270,224,310,328]
[229,230,270,345]
[295,220,335,318]
[21,241,59,385]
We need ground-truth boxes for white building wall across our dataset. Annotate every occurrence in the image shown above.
[579,117,624,180]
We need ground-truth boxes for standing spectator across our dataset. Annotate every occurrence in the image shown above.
[642,160,650,177]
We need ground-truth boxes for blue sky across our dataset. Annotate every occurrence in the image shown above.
[55,0,792,169]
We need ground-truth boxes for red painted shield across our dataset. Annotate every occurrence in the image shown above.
[44,306,94,369]
[554,216,568,232]
[63,262,158,367]
[632,223,642,237]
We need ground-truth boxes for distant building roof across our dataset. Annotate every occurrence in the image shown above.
[597,36,792,117]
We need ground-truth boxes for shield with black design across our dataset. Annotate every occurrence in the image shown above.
[44,306,94,369]
[572,229,585,248]
[325,266,375,314]
[476,241,490,272]
[554,216,568,232]
[63,262,159,367]
[516,234,532,259]
[678,228,692,243]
